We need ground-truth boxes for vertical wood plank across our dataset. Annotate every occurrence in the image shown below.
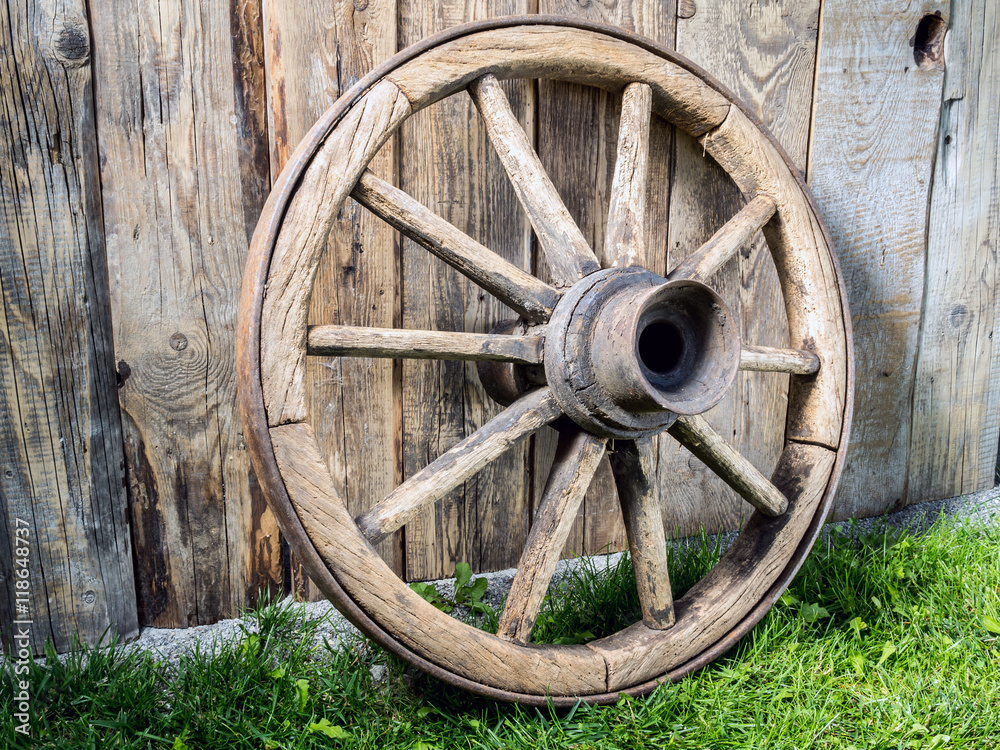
[91,0,282,626]
[907,0,1000,501]
[659,0,819,537]
[535,0,674,558]
[809,0,949,519]
[262,0,402,597]
[399,0,533,581]
[0,0,138,651]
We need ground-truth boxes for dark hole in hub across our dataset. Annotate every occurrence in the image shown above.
[638,320,686,376]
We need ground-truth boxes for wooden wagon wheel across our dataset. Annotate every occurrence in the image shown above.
[237,16,853,705]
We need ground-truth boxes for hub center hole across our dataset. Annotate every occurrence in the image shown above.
[638,320,686,376]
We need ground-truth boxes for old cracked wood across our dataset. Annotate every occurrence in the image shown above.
[238,18,851,704]
[1,0,137,649]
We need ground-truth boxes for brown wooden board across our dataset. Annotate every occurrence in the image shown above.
[90,0,282,625]
[262,0,403,596]
[534,0,676,560]
[398,1,534,581]
[907,0,1000,502]
[658,0,820,537]
[0,0,137,651]
[808,0,949,519]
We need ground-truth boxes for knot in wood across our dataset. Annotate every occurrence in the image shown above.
[48,18,91,68]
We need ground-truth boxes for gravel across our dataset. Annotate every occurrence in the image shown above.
[114,483,1000,670]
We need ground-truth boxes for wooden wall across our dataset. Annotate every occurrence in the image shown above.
[1,0,137,651]
[2,0,997,647]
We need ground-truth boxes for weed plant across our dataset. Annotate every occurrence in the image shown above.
[2,515,998,748]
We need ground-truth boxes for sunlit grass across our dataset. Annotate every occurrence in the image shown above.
[3,515,998,748]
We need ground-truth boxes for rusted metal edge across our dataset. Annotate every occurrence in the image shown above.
[236,14,855,706]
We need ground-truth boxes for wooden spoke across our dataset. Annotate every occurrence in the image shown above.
[668,195,777,283]
[307,325,543,364]
[468,74,600,288]
[356,388,562,544]
[496,429,607,643]
[610,438,675,629]
[667,414,788,517]
[740,344,820,375]
[606,82,652,268]
[352,171,558,323]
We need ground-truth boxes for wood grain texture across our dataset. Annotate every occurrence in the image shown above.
[740,345,820,375]
[606,82,652,268]
[611,439,675,630]
[668,415,789,517]
[659,0,820,537]
[241,17,851,698]
[358,387,562,544]
[907,0,1000,502]
[702,106,847,451]
[91,0,281,626]
[262,0,402,588]
[398,0,535,582]
[536,0,676,561]
[808,0,948,518]
[271,420,608,695]
[668,195,776,283]
[470,73,600,288]
[387,26,730,135]
[308,325,543,364]
[259,80,409,426]
[497,429,606,643]
[0,0,137,651]
[587,442,836,690]
[353,171,558,322]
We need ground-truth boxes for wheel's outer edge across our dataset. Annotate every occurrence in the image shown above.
[236,14,854,706]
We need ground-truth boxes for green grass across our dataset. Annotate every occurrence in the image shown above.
[527,528,725,645]
[3,516,999,749]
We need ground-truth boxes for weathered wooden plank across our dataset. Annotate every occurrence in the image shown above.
[358,388,562,544]
[399,0,534,581]
[611,439,674,630]
[308,325,544,364]
[660,0,820,537]
[91,0,281,625]
[497,429,606,643]
[0,0,137,651]
[352,171,558,322]
[262,0,402,592]
[907,0,1000,502]
[535,0,675,560]
[808,0,948,518]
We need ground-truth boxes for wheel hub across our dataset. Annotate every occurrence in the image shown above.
[544,268,740,439]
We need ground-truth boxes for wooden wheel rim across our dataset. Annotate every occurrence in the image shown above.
[237,16,854,704]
